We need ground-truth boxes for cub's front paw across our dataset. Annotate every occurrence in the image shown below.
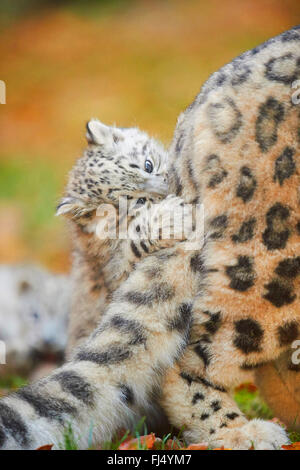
[157,194,190,242]
[212,419,289,450]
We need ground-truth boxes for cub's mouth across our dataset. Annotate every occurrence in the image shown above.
[141,176,168,196]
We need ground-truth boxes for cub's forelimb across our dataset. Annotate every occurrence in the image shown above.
[67,194,189,356]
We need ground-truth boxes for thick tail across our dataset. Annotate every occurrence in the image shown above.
[0,247,197,449]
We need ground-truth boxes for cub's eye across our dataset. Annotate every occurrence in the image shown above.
[145,160,153,173]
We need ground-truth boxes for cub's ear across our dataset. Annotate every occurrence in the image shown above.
[86,119,124,147]
[56,197,80,217]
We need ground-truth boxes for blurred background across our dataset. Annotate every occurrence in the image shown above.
[0,0,299,273]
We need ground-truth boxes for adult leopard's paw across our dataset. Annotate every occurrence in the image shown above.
[212,419,289,450]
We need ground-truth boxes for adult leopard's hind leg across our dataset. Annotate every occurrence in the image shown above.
[160,244,290,450]
[0,247,198,449]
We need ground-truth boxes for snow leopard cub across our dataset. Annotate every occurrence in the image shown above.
[56,120,186,355]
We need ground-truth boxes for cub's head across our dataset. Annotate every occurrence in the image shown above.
[57,120,168,221]
[0,265,69,369]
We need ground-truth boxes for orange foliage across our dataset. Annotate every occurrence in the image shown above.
[118,433,156,450]
[187,443,209,450]
[0,0,299,268]
[282,442,300,450]
[163,439,183,450]
[235,382,258,393]
[36,444,53,450]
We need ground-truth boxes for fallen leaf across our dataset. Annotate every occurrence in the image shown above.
[187,443,209,450]
[164,439,183,450]
[282,442,300,450]
[214,446,232,450]
[118,433,156,450]
[36,444,53,450]
[235,382,258,393]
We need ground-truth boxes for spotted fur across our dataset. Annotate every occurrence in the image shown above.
[59,121,187,355]
[0,27,299,449]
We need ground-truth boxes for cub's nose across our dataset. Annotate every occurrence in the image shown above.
[143,175,168,196]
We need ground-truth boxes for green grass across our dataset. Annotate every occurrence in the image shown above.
[0,0,135,29]
[0,377,299,448]
[0,157,61,226]
[0,374,27,390]
[101,418,187,451]
[59,423,80,450]
[102,417,149,450]
[234,386,273,421]
[0,157,63,243]
[63,0,136,19]
[101,429,131,450]
[289,431,300,444]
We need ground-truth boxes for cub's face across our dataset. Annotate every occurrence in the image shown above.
[57,120,168,220]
